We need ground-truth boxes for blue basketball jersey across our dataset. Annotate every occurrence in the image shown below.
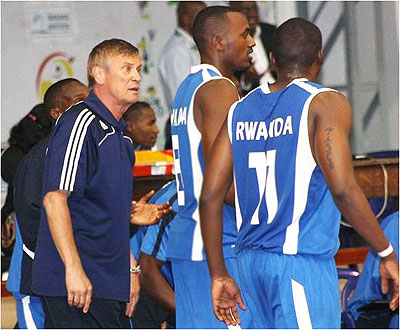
[168,64,237,261]
[130,180,177,260]
[228,78,341,257]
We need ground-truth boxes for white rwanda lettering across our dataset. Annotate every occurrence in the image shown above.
[236,116,293,141]
[171,107,187,127]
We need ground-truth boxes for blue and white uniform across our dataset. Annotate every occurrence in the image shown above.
[169,64,252,329]
[130,180,177,329]
[140,181,177,288]
[348,211,399,328]
[6,137,50,329]
[7,219,44,329]
[228,78,341,328]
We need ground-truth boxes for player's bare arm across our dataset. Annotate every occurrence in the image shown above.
[43,190,92,313]
[195,79,238,205]
[200,122,246,326]
[310,91,399,310]
[139,252,175,314]
[126,251,140,317]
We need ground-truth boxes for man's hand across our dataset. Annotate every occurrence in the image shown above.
[379,253,399,311]
[211,276,246,326]
[65,264,93,313]
[126,272,140,317]
[130,190,171,226]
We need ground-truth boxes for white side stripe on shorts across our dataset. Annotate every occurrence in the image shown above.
[22,296,38,329]
[23,244,35,259]
[59,109,95,191]
[291,279,313,329]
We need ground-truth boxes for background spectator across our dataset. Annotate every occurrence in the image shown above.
[124,102,160,151]
[158,1,206,149]
[230,1,277,95]
[1,103,53,277]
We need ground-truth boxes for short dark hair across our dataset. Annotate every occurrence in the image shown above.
[43,78,82,113]
[123,101,153,122]
[87,39,139,88]
[272,18,322,72]
[193,6,237,54]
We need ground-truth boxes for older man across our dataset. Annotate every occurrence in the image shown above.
[31,39,156,328]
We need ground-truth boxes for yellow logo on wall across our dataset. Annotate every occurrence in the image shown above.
[36,52,75,101]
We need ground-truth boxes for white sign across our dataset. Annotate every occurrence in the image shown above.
[25,7,75,39]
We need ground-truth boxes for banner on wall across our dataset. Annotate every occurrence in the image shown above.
[36,52,76,101]
[24,4,77,40]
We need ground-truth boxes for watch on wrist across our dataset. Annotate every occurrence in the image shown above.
[130,265,142,275]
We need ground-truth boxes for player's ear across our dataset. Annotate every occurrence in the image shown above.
[212,35,225,51]
[50,108,61,121]
[269,51,277,69]
[92,65,106,85]
[317,49,324,65]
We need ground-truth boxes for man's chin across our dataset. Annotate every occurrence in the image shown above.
[239,60,252,71]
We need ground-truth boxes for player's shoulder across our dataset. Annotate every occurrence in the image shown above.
[150,180,177,204]
[200,77,237,96]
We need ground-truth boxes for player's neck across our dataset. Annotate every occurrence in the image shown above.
[200,57,235,80]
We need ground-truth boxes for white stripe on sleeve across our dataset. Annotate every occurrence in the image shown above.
[59,109,95,191]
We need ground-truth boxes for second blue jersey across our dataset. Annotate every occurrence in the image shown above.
[168,64,237,261]
[228,78,341,257]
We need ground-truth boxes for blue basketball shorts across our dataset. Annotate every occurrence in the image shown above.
[13,293,45,329]
[236,249,341,329]
[170,257,254,329]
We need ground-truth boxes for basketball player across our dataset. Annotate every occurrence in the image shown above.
[199,18,399,328]
[168,6,255,328]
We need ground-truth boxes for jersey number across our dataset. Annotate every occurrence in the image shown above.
[248,150,278,224]
[172,134,185,206]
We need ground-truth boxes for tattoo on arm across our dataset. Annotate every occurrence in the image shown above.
[324,127,334,169]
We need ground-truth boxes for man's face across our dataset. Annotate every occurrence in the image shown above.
[103,54,142,108]
[125,107,159,148]
[224,12,256,71]
[232,1,259,35]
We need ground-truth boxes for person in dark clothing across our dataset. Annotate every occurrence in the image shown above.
[1,103,53,274]
[6,78,89,329]
[1,103,53,224]
[230,1,277,95]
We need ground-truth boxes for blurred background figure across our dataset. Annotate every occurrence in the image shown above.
[158,1,206,149]
[230,1,276,95]
[1,103,53,277]
[124,102,160,151]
